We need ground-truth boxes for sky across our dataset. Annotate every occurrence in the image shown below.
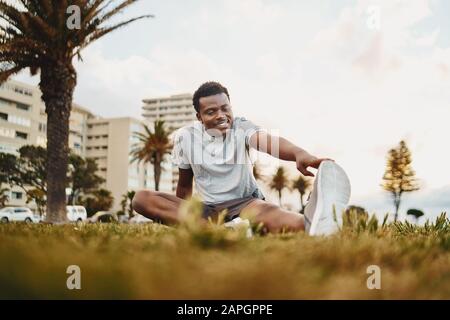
[15,0,450,218]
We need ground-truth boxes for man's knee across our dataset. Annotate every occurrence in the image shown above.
[250,200,279,216]
[254,203,304,232]
[251,202,281,229]
[132,190,157,213]
[285,215,304,232]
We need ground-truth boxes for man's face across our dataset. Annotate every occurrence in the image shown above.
[196,93,234,136]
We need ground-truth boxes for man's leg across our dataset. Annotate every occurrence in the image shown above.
[132,190,186,225]
[241,199,305,233]
[132,190,305,232]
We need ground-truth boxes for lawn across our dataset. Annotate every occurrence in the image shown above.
[0,205,449,299]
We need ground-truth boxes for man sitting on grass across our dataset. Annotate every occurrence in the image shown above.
[133,81,351,235]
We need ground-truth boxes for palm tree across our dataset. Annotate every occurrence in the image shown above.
[0,1,153,223]
[291,175,312,214]
[130,120,173,191]
[269,166,289,207]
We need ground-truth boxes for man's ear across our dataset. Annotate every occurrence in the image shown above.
[196,112,202,122]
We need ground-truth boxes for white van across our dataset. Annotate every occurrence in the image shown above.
[66,206,87,222]
[0,207,39,223]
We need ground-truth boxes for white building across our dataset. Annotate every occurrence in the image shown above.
[86,117,148,211]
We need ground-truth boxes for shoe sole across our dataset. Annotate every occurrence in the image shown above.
[309,161,351,236]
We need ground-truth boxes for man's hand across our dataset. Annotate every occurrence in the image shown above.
[295,151,333,177]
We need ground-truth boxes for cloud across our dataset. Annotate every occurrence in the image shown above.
[71,44,235,119]
[414,28,440,46]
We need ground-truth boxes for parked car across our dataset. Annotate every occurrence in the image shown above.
[87,211,118,223]
[0,207,39,223]
[66,205,87,222]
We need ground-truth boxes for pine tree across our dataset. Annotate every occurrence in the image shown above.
[381,141,419,221]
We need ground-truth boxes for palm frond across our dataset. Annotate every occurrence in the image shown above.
[75,14,153,57]
[0,65,23,82]
[0,0,153,83]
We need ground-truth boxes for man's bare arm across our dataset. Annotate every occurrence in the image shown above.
[176,168,193,199]
[249,131,332,177]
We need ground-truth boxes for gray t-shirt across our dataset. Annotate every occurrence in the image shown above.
[171,117,265,204]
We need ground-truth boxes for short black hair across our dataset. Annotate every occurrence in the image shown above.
[193,81,230,113]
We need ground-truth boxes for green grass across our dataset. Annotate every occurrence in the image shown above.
[0,207,449,299]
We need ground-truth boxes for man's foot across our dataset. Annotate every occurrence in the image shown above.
[304,161,351,236]
[224,217,253,238]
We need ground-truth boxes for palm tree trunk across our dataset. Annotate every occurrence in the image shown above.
[40,62,77,223]
[68,191,76,205]
[278,190,282,206]
[394,193,401,222]
[299,192,305,214]
[154,162,161,191]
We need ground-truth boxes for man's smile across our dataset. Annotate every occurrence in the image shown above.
[215,118,230,129]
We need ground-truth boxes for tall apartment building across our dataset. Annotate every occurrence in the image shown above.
[0,80,94,156]
[0,80,95,208]
[69,103,94,156]
[142,93,197,192]
[0,80,45,154]
[142,93,196,131]
[85,117,148,211]
[0,79,147,212]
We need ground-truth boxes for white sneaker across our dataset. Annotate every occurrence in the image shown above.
[304,161,351,236]
[224,217,253,238]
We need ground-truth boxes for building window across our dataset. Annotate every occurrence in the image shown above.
[12,192,23,200]
[16,103,30,111]
[13,86,33,97]
[0,97,13,106]
[8,115,31,127]
[74,142,81,149]
[38,123,46,132]
[0,112,7,121]
[15,131,28,140]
